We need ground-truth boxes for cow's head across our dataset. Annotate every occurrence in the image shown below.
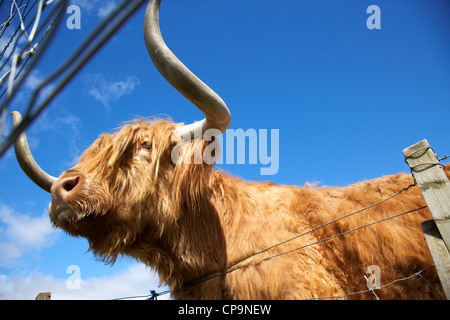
[11,0,230,261]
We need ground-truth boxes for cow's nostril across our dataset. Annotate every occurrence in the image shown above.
[63,176,79,192]
[49,174,83,219]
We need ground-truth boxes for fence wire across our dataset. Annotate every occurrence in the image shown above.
[0,0,147,158]
[187,183,424,286]
[307,265,438,300]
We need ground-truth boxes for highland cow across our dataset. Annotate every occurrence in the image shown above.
[11,0,447,299]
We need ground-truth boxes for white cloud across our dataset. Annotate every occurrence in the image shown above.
[0,205,170,300]
[33,109,83,166]
[0,203,60,266]
[97,1,120,18]
[72,0,100,14]
[73,0,120,18]
[6,107,83,168]
[8,69,56,110]
[0,263,171,300]
[24,70,57,101]
[85,73,140,109]
[72,0,96,12]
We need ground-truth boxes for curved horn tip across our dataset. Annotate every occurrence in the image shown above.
[10,111,57,193]
[11,110,22,125]
[144,0,231,137]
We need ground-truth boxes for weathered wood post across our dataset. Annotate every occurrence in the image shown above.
[35,292,51,300]
[403,139,450,299]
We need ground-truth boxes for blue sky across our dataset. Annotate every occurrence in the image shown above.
[0,0,449,299]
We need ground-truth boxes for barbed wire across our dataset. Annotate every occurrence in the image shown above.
[0,0,40,61]
[113,263,439,299]
[188,183,422,286]
[0,0,58,142]
[0,0,55,99]
[115,262,439,301]
[0,0,147,158]
[112,289,171,301]
[135,204,433,300]
[114,159,450,300]
[307,265,437,300]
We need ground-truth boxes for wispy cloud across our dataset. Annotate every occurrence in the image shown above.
[0,263,170,300]
[0,203,169,300]
[72,0,120,18]
[23,70,56,103]
[97,1,120,18]
[85,73,140,109]
[18,108,83,168]
[0,203,60,267]
[6,69,57,112]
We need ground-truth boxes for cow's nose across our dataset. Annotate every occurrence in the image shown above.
[50,174,82,215]
[61,175,80,192]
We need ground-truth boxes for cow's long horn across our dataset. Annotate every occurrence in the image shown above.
[143,0,231,137]
[11,111,57,192]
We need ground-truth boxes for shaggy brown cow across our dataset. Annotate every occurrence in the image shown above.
[11,0,447,299]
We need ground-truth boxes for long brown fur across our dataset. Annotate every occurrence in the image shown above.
[50,118,448,299]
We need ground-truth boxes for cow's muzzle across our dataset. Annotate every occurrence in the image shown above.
[49,172,85,225]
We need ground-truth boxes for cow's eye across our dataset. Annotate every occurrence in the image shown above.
[141,141,152,150]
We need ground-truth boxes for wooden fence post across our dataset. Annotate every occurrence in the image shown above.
[35,292,51,300]
[403,139,450,299]
[421,220,450,299]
